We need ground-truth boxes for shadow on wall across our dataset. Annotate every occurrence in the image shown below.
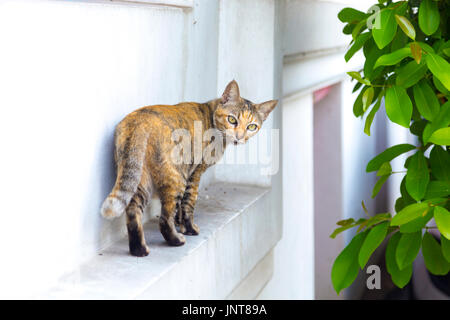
[80,126,123,261]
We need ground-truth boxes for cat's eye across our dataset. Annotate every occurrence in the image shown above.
[227,115,237,125]
[247,124,257,131]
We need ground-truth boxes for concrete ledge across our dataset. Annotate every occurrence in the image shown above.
[40,182,279,299]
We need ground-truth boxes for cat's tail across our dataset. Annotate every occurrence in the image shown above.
[101,125,147,220]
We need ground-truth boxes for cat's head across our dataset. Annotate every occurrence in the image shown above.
[213,80,277,145]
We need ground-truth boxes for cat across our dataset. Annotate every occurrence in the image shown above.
[101,80,277,256]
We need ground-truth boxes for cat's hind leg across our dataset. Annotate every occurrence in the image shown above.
[126,185,150,257]
[158,183,187,247]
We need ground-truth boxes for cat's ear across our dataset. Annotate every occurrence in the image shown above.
[221,80,240,104]
[256,100,278,121]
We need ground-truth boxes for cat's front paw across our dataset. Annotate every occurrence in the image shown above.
[129,244,150,257]
[160,218,186,246]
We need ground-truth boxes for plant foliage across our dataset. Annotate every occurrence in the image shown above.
[332,0,450,295]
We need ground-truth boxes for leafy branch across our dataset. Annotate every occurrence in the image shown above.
[332,0,450,295]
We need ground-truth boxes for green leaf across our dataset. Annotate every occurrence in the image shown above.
[411,105,423,123]
[410,119,427,139]
[429,145,450,182]
[417,42,435,54]
[410,42,422,64]
[399,207,433,233]
[353,81,363,93]
[396,231,422,270]
[347,71,371,85]
[395,14,415,40]
[331,231,368,294]
[424,181,450,199]
[395,197,406,212]
[372,9,398,49]
[395,60,428,88]
[374,47,412,69]
[390,27,408,52]
[345,32,371,62]
[364,94,382,136]
[343,23,356,35]
[352,19,367,40]
[364,39,388,80]
[337,218,355,227]
[365,213,391,229]
[362,87,374,112]
[353,86,367,117]
[418,0,440,36]
[386,232,413,288]
[412,80,440,121]
[404,154,413,169]
[422,232,450,275]
[359,221,389,268]
[330,225,358,239]
[442,41,450,57]
[434,206,450,240]
[423,102,450,144]
[367,144,416,172]
[391,202,431,226]
[377,162,392,176]
[338,7,367,23]
[432,39,445,52]
[400,175,416,206]
[434,76,450,95]
[442,236,450,263]
[426,53,450,91]
[385,86,413,128]
[330,218,366,239]
[405,151,430,201]
[429,128,450,146]
[393,1,407,16]
[372,174,390,198]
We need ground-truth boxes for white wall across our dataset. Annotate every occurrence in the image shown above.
[0,0,284,299]
[313,83,344,299]
[258,93,315,299]
[214,0,277,187]
[0,0,222,298]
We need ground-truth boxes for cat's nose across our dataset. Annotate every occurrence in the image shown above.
[236,131,245,141]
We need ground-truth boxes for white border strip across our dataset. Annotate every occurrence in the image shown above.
[115,0,193,8]
[116,0,194,8]
[74,0,194,8]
